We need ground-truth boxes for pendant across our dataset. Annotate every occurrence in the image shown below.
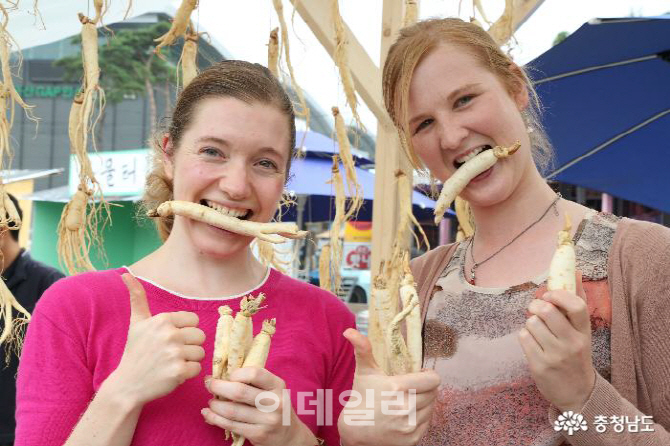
[469,269,476,285]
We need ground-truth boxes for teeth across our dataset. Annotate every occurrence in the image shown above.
[455,146,487,165]
[205,200,249,218]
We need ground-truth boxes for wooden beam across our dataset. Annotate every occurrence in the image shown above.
[512,0,545,32]
[367,0,413,366]
[289,0,392,128]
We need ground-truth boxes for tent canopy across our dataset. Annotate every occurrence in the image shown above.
[529,16,670,213]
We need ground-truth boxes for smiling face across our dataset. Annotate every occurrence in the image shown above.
[164,96,291,258]
[408,44,536,207]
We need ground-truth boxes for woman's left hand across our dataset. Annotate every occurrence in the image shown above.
[518,272,596,413]
[202,367,317,446]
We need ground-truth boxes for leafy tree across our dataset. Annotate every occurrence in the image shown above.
[552,31,569,46]
[55,21,175,143]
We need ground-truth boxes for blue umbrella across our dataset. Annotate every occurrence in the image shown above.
[281,156,438,221]
[528,16,670,212]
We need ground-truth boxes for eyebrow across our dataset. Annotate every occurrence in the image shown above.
[409,82,481,127]
[195,136,287,160]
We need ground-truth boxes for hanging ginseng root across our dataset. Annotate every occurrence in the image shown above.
[487,0,515,45]
[402,0,418,28]
[57,13,111,275]
[332,106,362,219]
[267,27,279,77]
[322,156,347,295]
[0,4,40,358]
[271,0,310,148]
[154,0,199,55]
[179,25,199,89]
[330,0,364,132]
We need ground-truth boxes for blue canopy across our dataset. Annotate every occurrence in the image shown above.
[281,156,438,221]
[294,130,372,164]
[528,16,670,213]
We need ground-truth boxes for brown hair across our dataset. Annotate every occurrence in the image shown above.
[382,18,553,173]
[142,60,296,241]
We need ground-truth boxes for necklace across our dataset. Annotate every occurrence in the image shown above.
[466,193,561,285]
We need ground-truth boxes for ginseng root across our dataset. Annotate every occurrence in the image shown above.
[179,30,198,89]
[267,28,279,77]
[212,306,233,379]
[434,141,520,225]
[399,255,422,373]
[231,318,276,446]
[226,294,266,377]
[0,275,30,364]
[332,106,362,219]
[148,201,307,244]
[547,214,576,294]
[154,0,198,55]
[385,297,418,375]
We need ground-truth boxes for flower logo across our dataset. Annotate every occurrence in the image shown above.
[554,411,589,436]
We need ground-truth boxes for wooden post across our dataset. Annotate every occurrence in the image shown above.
[366,0,416,365]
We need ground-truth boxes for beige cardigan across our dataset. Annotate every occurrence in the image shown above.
[410,217,670,445]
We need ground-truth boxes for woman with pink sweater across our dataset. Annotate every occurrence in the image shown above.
[15,61,354,446]
[338,18,670,446]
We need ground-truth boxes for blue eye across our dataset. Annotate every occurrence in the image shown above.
[414,118,433,134]
[455,95,474,108]
[201,147,222,157]
[258,159,279,170]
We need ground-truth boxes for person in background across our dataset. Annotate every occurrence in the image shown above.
[0,193,64,446]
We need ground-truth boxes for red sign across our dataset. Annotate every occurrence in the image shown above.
[345,244,371,270]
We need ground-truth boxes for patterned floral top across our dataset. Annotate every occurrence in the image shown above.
[419,212,619,446]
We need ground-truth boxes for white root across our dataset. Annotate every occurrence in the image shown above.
[434,141,520,225]
[400,256,422,373]
[212,305,233,379]
[454,196,474,238]
[149,201,307,244]
[547,214,576,294]
[385,297,417,376]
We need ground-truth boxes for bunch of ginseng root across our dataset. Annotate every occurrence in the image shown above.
[373,253,422,376]
[211,293,276,446]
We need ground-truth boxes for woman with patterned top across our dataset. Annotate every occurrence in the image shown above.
[338,18,670,446]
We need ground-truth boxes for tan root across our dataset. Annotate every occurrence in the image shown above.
[327,156,346,294]
[271,0,310,146]
[267,27,279,77]
[454,196,474,238]
[402,0,418,27]
[330,0,364,131]
[487,0,515,45]
[154,0,198,55]
[318,244,332,292]
[179,28,199,89]
[0,277,30,364]
[332,106,362,219]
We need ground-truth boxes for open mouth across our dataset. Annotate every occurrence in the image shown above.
[200,199,252,221]
[454,145,492,169]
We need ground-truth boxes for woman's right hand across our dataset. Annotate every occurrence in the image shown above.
[338,329,440,446]
[106,273,206,406]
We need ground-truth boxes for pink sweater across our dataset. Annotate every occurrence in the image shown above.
[15,267,355,446]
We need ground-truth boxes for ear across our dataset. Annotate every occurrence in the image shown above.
[161,134,175,181]
[509,63,530,111]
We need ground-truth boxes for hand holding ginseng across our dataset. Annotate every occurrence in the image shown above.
[204,366,317,446]
[106,273,206,406]
[519,216,596,413]
[338,329,440,446]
